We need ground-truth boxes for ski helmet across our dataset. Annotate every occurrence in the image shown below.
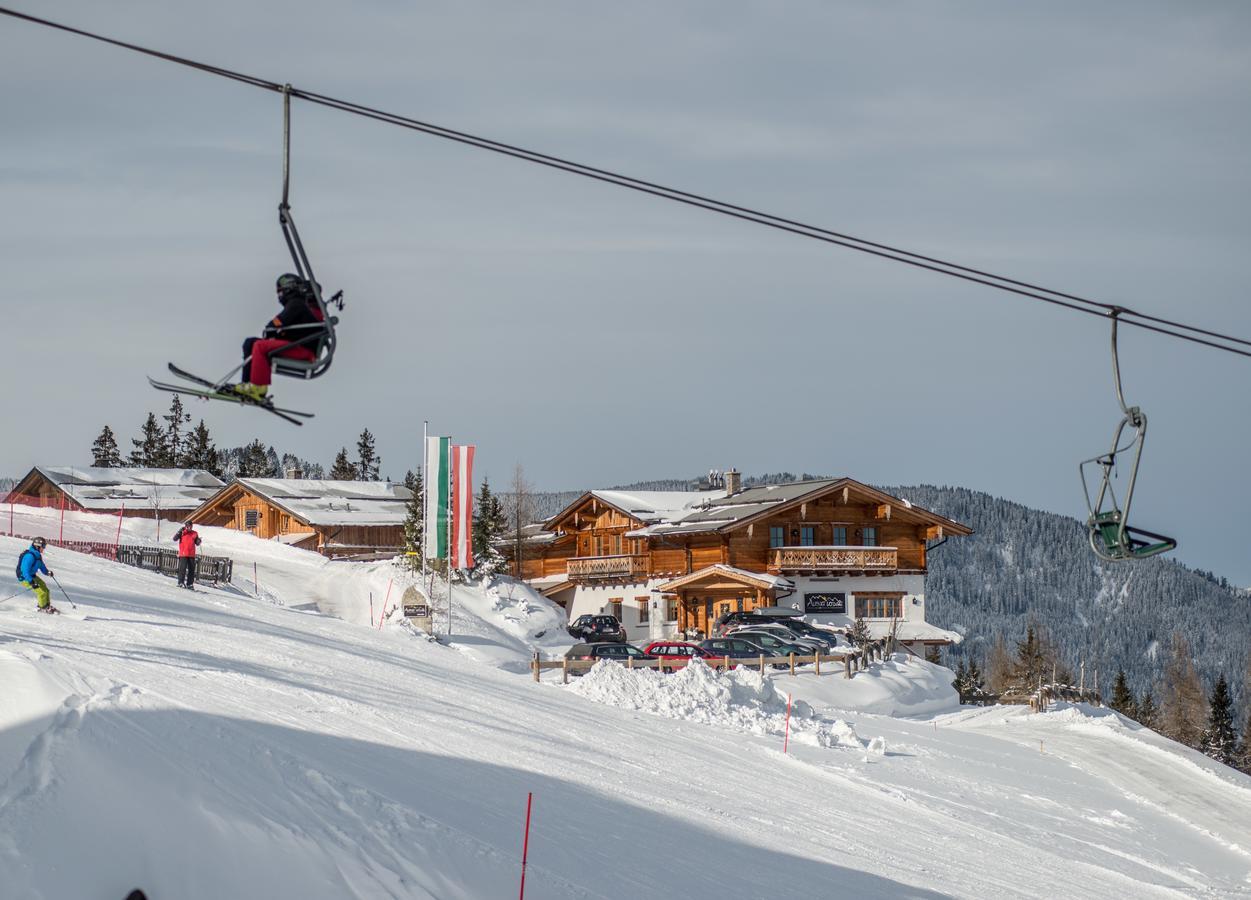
[32,536,47,550]
[276,273,304,294]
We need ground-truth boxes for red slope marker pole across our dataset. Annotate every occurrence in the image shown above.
[784,693,793,754]
[115,502,125,550]
[377,578,394,630]
[519,791,533,900]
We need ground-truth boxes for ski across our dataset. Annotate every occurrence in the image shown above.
[150,366,313,427]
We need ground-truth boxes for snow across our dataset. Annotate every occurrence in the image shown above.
[2,530,1250,898]
[589,488,721,522]
[19,466,224,511]
[234,478,412,526]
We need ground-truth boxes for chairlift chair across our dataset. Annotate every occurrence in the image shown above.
[1079,311,1176,562]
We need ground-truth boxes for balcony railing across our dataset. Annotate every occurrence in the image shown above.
[769,546,897,573]
[567,554,649,580]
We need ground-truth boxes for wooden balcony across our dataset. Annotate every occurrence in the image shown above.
[567,554,650,581]
[769,546,897,574]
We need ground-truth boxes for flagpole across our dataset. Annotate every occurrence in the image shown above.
[446,440,453,638]
[422,419,429,612]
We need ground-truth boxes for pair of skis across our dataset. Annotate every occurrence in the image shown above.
[149,365,313,426]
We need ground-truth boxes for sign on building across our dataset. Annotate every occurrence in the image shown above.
[803,592,847,614]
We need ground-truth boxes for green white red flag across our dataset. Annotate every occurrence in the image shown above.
[424,436,475,567]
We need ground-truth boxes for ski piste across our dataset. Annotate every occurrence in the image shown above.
[149,364,314,426]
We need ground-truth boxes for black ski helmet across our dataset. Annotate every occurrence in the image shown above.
[32,536,47,550]
[276,273,304,295]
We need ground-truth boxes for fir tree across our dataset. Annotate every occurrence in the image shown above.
[1110,668,1137,719]
[925,644,942,665]
[1136,689,1159,730]
[181,420,222,475]
[1199,674,1237,766]
[236,439,273,478]
[356,428,381,481]
[1238,710,1251,775]
[1004,621,1070,696]
[129,413,165,467]
[162,395,191,467]
[401,468,424,572]
[91,425,123,467]
[471,477,507,576]
[847,617,871,647]
[329,447,357,480]
[953,660,969,700]
[1158,631,1207,747]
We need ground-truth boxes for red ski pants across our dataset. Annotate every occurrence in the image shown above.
[242,338,316,386]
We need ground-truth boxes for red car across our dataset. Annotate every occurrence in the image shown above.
[641,641,720,671]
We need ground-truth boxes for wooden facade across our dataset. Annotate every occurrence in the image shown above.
[513,478,972,633]
[189,480,407,559]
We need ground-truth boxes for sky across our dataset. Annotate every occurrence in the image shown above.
[2,1,1249,583]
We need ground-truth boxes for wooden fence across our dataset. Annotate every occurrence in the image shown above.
[14,534,233,585]
[532,638,896,684]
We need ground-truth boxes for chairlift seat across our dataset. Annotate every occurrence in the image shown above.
[270,316,338,380]
[1088,511,1177,561]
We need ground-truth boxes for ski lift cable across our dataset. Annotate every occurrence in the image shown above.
[3,4,1250,359]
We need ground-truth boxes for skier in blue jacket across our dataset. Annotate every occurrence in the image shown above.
[16,537,55,613]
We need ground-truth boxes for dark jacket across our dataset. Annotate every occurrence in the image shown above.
[264,286,325,343]
[174,527,202,558]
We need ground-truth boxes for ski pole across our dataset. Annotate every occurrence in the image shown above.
[0,584,33,605]
[50,574,77,610]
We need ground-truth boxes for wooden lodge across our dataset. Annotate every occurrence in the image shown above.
[188,477,412,559]
[5,466,225,519]
[512,471,972,647]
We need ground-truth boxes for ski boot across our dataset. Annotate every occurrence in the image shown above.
[227,382,270,405]
[37,605,60,615]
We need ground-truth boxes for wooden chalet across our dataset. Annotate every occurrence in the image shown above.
[5,466,225,519]
[189,478,412,559]
[513,471,972,647]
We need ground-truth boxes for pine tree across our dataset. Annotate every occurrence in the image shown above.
[401,468,424,572]
[356,428,380,481]
[91,425,123,467]
[471,477,507,576]
[925,644,942,665]
[1110,668,1137,719]
[182,420,223,476]
[1004,621,1070,696]
[1238,709,1251,774]
[1158,631,1207,748]
[953,660,969,700]
[129,413,165,467]
[1136,689,1159,730]
[847,617,871,647]
[329,447,357,480]
[1199,674,1237,766]
[162,395,191,467]
[236,439,273,478]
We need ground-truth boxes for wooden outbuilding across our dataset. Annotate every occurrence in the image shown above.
[5,466,225,519]
[188,478,412,558]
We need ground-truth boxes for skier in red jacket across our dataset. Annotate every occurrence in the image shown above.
[173,521,201,589]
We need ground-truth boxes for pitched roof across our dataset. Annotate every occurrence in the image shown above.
[11,466,225,511]
[211,478,412,527]
[657,565,795,593]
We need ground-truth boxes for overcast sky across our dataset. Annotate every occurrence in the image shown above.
[3,1,1249,583]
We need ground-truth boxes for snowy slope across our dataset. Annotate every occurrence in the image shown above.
[2,534,1250,899]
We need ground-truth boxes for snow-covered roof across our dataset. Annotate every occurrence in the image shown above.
[658,564,795,593]
[865,620,963,644]
[23,466,225,511]
[234,478,412,527]
[589,489,723,523]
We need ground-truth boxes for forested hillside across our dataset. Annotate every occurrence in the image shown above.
[525,476,1248,704]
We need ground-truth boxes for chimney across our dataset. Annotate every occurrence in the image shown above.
[724,468,741,497]
[284,466,303,480]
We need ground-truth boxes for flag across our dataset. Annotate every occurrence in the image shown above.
[451,444,475,569]
[423,436,449,559]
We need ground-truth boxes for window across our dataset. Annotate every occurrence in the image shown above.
[770,526,785,548]
[800,526,815,546]
[719,602,731,618]
[244,509,259,529]
[832,526,847,546]
[281,514,291,532]
[854,595,902,618]
[608,599,623,620]
[862,527,878,547]
[614,534,623,555]
[665,598,678,621]
[636,596,649,624]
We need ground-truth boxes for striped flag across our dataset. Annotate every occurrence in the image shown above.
[423,436,449,559]
[451,444,475,569]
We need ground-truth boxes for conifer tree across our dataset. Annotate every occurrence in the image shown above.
[162,395,191,467]
[1136,689,1159,730]
[1238,710,1251,774]
[129,413,165,467]
[356,428,381,481]
[329,448,357,480]
[953,660,969,700]
[236,439,273,478]
[181,420,223,476]
[1004,621,1070,696]
[401,468,424,572]
[91,425,123,467]
[1110,668,1137,719]
[925,644,942,665]
[1158,631,1207,747]
[1199,674,1237,766]
[847,617,871,647]
[471,477,506,576]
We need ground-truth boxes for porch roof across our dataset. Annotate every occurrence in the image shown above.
[656,564,795,594]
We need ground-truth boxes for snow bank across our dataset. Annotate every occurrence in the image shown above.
[785,654,960,718]
[568,658,865,749]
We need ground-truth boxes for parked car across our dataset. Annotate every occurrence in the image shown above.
[563,642,655,674]
[727,629,810,659]
[698,637,775,665]
[566,614,626,643]
[727,622,833,653]
[641,641,718,670]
